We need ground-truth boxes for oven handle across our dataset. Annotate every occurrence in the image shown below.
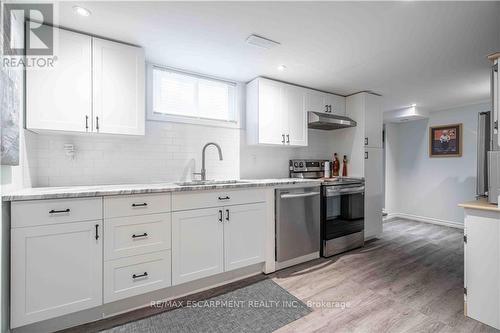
[325,188,365,197]
[280,192,320,199]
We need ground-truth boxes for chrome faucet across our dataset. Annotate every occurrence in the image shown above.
[193,142,223,181]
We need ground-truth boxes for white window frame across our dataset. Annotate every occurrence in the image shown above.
[146,63,241,128]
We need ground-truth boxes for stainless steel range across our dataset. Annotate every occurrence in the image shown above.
[289,159,365,257]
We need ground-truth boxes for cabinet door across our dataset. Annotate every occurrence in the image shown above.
[364,94,383,148]
[305,90,328,113]
[11,221,102,328]
[494,60,499,148]
[364,148,383,239]
[258,79,285,145]
[93,38,145,135]
[283,85,307,146]
[325,94,346,116]
[465,212,500,329]
[172,208,224,285]
[26,27,91,132]
[223,203,266,271]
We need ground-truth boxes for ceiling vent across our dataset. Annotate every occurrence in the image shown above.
[246,34,280,49]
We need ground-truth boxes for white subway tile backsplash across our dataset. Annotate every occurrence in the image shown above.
[26,119,339,187]
[27,121,241,186]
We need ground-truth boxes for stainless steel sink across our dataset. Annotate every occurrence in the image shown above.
[175,180,250,186]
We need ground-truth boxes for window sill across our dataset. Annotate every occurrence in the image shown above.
[147,113,241,129]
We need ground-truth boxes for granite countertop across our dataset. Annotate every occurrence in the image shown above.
[2,179,322,201]
[459,198,500,212]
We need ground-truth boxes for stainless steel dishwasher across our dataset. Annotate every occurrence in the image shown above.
[275,185,320,268]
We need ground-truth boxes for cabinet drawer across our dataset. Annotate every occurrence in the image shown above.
[172,188,265,211]
[11,197,102,228]
[104,193,171,218]
[104,251,171,303]
[104,213,171,260]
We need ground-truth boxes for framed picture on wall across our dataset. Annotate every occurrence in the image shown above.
[429,124,463,157]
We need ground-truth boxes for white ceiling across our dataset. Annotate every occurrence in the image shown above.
[55,1,500,112]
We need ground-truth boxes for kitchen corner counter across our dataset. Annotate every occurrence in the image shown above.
[459,198,500,212]
[2,179,322,202]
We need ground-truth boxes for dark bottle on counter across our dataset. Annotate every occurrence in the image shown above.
[342,155,348,177]
[332,153,340,177]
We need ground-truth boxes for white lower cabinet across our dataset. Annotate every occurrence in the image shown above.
[172,202,266,285]
[464,209,500,329]
[172,208,225,285]
[104,250,171,303]
[104,213,171,260]
[11,220,103,328]
[364,148,384,239]
[10,190,267,328]
[224,203,266,271]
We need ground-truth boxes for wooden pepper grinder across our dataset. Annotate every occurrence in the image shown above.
[342,155,348,177]
[332,153,340,177]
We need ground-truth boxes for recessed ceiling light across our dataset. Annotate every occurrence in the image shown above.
[73,6,91,17]
[410,103,417,107]
[277,64,287,71]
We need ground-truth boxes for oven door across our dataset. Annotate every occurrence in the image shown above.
[322,185,365,241]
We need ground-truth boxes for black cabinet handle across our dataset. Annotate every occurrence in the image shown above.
[96,116,99,131]
[49,209,70,214]
[95,224,99,240]
[132,272,148,279]
[132,232,148,239]
[365,137,368,146]
[218,196,230,201]
[218,210,223,222]
[132,203,148,207]
[225,209,230,221]
[365,151,369,160]
[85,115,89,131]
[286,134,290,143]
[282,134,285,143]
[325,105,329,112]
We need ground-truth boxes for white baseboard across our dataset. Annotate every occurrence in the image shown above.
[385,212,464,229]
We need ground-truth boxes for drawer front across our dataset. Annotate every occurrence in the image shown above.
[104,194,171,218]
[172,188,265,211]
[104,251,171,303]
[11,197,102,228]
[104,213,171,260]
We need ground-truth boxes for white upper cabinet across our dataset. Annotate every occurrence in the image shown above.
[246,78,308,147]
[26,25,145,136]
[325,93,346,116]
[93,38,145,135]
[255,79,285,145]
[26,29,92,132]
[493,58,499,147]
[304,90,327,113]
[283,85,307,146]
[305,90,345,116]
[364,93,383,148]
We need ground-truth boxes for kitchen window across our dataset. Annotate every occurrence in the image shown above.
[148,65,238,127]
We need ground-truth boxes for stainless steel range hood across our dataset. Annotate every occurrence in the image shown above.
[308,112,357,130]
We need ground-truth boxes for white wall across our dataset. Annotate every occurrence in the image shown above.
[385,102,489,226]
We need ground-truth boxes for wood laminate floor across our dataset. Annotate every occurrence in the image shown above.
[271,219,497,333]
[66,219,497,333]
